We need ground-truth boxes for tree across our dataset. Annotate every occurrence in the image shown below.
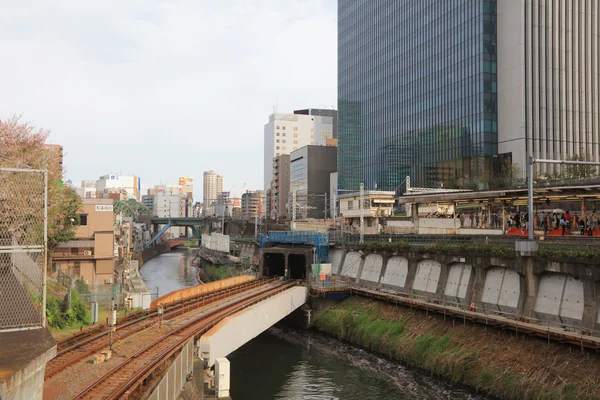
[0,116,81,264]
[564,153,597,180]
[489,158,522,189]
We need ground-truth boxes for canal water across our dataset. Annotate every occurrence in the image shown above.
[140,249,488,400]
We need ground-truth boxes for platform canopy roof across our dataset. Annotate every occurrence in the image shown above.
[396,183,600,206]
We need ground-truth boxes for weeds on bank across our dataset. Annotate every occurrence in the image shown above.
[315,298,591,400]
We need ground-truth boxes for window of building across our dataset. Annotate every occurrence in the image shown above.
[311,141,315,145]
[282,146,286,150]
[71,248,78,255]
[321,135,325,139]
[79,214,88,226]
[321,129,326,133]
[282,126,286,130]
[294,127,298,131]
[276,139,280,143]
[367,219,373,227]
[293,147,297,150]
[294,133,298,138]
[276,132,280,136]
[276,153,280,156]
[311,134,314,138]
[276,126,280,129]
[282,133,286,136]
[282,140,286,143]
[364,200,370,209]
[293,140,298,144]
[347,200,353,210]
[276,146,280,150]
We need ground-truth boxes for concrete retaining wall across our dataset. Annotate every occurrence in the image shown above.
[146,339,194,400]
[328,248,600,331]
[201,233,230,253]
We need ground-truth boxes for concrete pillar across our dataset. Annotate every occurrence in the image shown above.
[258,251,265,277]
[404,255,419,293]
[470,262,488,307]
[378,252,390,286]
[522,257,539,318]
[435,260,449,300]
[284,253,289,279]
[582,280,597,329]
[355,254,366,284]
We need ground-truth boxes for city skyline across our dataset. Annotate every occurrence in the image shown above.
[0,1,336,201]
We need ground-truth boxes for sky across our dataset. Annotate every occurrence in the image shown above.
[0,0,337,201]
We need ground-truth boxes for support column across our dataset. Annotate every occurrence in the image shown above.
[284,253,289,279]
[522,257,539,318]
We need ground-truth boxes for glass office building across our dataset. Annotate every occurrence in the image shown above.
[338,0,498,190]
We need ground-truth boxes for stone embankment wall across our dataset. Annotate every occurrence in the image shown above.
[329,248,600,332]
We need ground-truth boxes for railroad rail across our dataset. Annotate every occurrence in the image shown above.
[71,281,297,399]
[348,286,600,351]
[45,277,275,380]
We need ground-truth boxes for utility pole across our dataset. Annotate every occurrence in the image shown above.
[359,183,364,244]
[324,192,327,220]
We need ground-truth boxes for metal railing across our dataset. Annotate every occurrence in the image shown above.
[0,168,48,332]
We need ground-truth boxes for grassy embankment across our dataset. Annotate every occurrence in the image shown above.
[315,297,600,400]
[203,264,230,281]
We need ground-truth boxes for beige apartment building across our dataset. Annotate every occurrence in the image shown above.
[53,199,115,285]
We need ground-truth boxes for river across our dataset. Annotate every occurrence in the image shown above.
[140,249,488,400]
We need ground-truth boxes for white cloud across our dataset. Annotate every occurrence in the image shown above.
[0,0,336,200]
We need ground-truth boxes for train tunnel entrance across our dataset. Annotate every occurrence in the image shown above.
[288,254,306,280]
[263,253,285,278]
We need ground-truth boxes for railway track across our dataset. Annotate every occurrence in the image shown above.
[45,277,274,380]
[71,281,297,399]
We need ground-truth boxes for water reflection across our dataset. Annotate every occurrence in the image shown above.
[229,328,489,400]
[139,249,199,297]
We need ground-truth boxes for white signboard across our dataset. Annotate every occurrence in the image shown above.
[95,205,114,212]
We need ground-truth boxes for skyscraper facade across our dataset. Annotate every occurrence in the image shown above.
[498,0,600,176]
[203,170,223,216]
[338,0,599,190]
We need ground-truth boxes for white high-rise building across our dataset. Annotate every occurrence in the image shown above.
[203,171,223,216]
[263,110,334,196]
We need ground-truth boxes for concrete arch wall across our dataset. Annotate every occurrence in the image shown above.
[481,267,523,314]
[359,254,383,285]
[328,249,346,275]
[412,259,441,297]
[443,263,474,305]
[340,251,362,279]
[381,256,409,290]
[534,273,585,327]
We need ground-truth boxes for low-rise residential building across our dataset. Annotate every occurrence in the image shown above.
[338,191,395,235]
[290,145,337,220]
[52,198,115,285]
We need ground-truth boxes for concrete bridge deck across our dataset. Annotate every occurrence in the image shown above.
[43,277,305,399]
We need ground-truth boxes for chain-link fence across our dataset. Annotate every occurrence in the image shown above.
[0,168,47,331]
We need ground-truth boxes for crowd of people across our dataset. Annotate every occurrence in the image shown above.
[455,209,599,236]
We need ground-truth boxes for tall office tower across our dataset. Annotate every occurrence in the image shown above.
[203,170,223,216]
[337,0,599,190]
[498,1,600,176]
